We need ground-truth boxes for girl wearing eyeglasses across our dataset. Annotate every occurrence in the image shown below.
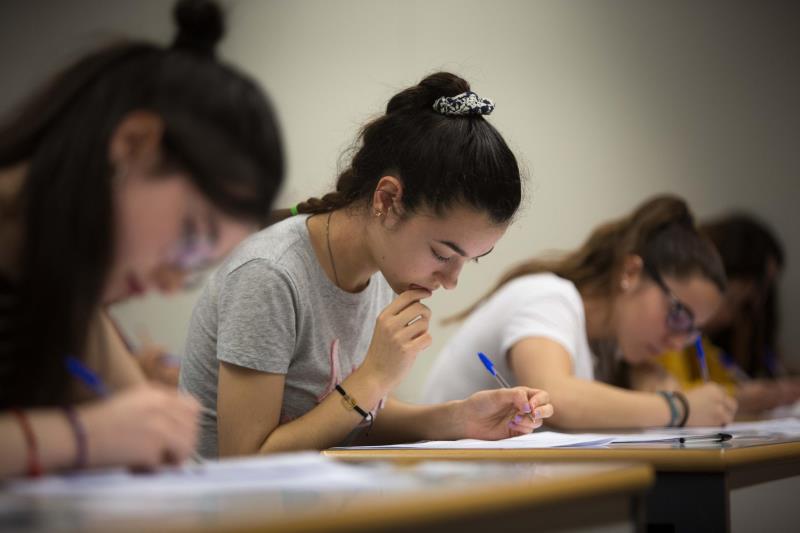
[423,195,738,429]
[657,213,800,414]
[0,0,283,477]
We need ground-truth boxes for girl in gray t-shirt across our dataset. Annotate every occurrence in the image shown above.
[181,72,554,458]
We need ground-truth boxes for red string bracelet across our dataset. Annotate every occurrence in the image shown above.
[11,408,42,477]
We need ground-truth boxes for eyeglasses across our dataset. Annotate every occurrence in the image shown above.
[165,217,219,288]
[643,263,700,340]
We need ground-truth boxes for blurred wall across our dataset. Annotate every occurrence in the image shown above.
[1,0,798,401]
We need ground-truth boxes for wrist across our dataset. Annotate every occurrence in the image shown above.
[342,368,391,412]
[62,406,88,470]
[425,399,465,441]
[350,364,394,400]
[78,402,111,468]
[657,391,679,427]
[672,390,690,427]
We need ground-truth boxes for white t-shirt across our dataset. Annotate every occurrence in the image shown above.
[422,273,595,403]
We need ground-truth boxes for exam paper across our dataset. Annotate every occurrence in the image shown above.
[5,452,406,497]
[339,431,617,450]
[337,429,746,451]
[688,417,800,437]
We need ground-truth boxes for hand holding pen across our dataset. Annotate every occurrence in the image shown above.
[467,352,554,437]
[66,356,204,467]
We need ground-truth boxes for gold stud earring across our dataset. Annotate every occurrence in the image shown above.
[374,209,383,217]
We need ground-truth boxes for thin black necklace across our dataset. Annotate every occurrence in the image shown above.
[325,210,341,289]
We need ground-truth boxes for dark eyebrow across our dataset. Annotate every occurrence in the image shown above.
[436,240,494,259]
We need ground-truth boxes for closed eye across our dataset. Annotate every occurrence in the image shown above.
[431,247,452,263]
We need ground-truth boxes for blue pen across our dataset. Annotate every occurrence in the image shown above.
[478,352,512,388]
[65,355,110,397]
[694,338,710,382]
[477,352,535,422]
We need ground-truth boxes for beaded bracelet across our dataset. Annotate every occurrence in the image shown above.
[11,408,42,477]
[672,390,690,427]
[335,384,374,434]
[63,406,88,470]
[658,391,680,427]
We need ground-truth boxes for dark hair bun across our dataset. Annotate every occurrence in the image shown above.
[172,0,225,57]
[386,72,470,114]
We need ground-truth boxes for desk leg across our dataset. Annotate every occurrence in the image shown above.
[645,472,729,533]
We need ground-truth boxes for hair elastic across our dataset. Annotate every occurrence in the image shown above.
[433,91,495,116]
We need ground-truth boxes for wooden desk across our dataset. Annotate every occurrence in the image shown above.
[0,461,652,533]
[326,435,800,533]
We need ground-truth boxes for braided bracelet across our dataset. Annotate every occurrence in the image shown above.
[335,384,374,433]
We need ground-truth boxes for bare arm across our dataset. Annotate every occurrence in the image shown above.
[363,389,553,445]
[509,337,736,428]
[1,386,199,479]
[81,311,147,397]
[0,409,78,478]
[217,362,386,455]
[217,289,436,455]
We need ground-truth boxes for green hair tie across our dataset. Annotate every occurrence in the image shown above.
[289,205,299,216]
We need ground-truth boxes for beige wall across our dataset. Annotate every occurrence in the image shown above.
[2,0,798,401]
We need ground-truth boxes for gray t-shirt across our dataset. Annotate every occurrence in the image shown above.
[180,215,393,458]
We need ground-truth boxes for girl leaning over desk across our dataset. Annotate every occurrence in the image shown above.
[0,0,284,478]
[655,213,800,414]
[181,72,554,458]
[423,195,738,429]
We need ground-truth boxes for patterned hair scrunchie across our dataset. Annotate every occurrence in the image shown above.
[432,91,495,116]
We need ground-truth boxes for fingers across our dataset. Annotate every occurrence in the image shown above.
[723,395,738,416]
[407,332,433,353]
[508,414,541,434]
[514,387,553,422]
[394,301,432,328]
[502,387,554,434]
[383,289,431,317]
[146,388,200,464]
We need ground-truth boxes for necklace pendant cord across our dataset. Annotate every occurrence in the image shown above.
[326,211,341,289]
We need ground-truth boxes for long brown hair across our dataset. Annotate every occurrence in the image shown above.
[449,195,727,323]
[701,213,784,376]
[0,0,283,408]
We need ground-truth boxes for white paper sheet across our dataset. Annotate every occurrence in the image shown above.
[5,452,407,497]
[682,417,800,437]
[339,431,617,450]
[337,428,743,451]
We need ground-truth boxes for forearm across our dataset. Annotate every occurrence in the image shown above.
[254,369,388,454]
[0,409,78,479]
[359,397,463,445]
[542,377,671,429]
